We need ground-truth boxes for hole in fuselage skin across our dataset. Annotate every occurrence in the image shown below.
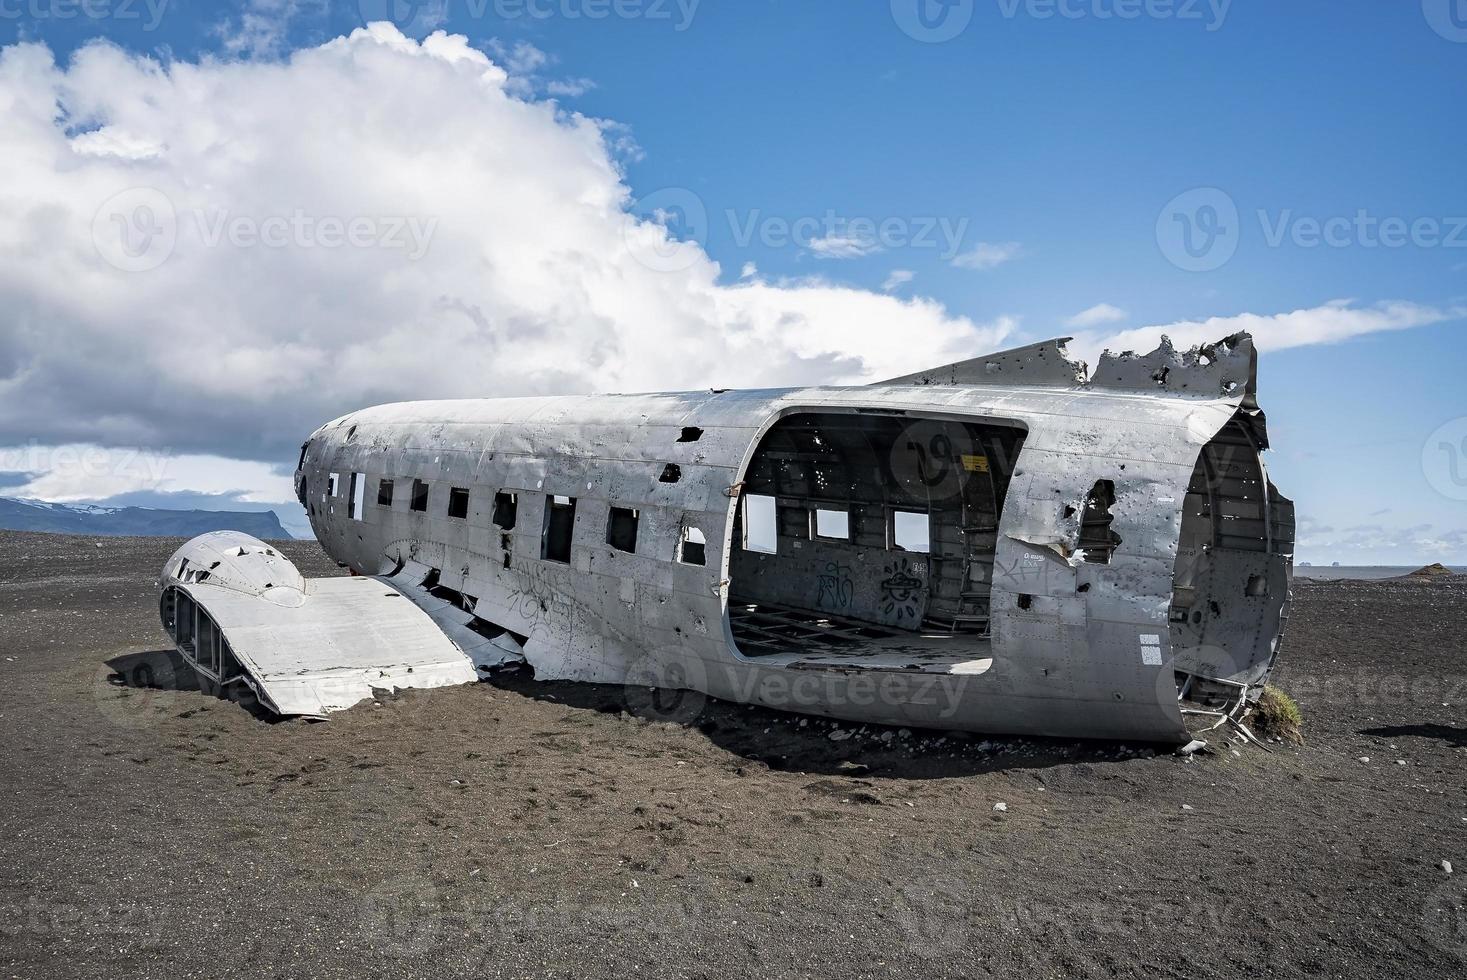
[1017,594,1033,610]
[659,463,682,484]
[1168,414,1293,708]
[1079,480,1121,564]
[726,410,1029,652]
[678,427,704,443]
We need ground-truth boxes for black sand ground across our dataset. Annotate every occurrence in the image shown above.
[1,529,1464,979]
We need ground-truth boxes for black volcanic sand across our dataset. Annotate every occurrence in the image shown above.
[1,529,1464,979]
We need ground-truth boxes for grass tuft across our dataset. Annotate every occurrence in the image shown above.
[1249,685,1303,744]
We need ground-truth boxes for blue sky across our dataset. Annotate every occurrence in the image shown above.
[2,0,1464,562]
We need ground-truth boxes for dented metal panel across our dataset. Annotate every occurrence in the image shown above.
[158,533,480,716]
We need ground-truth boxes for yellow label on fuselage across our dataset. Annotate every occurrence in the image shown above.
[961,454,990,473]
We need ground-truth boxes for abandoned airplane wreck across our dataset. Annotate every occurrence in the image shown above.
[158,333,1294,743]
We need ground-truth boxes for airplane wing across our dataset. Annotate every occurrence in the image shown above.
[158,531,521,717]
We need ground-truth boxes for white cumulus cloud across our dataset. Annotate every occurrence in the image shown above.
[882,269,915,292]
[807,232,882,259]
[1065,303,1127,328]
[951,241,1022,270]
[0,25,1011,469]
[1075,299,1461,366]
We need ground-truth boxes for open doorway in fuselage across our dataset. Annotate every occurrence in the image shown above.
[726,410,1027,669]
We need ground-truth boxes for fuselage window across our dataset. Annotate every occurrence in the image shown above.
[349,473,366,521]
[813,508,850,541]
[542,495,577,563]
[378,479,394,507]
[410,479,430,513]
[891,510,931,554]
[742,494,778,554]
[607,506,639,554]
[493,492,518,530]
[448,487,470,520]
[679,524,707,566]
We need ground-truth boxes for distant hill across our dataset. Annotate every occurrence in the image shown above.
[1404,563,1457,579]
[0,497,290,540]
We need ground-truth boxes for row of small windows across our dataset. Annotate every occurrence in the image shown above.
[320,472,923,562]
[327,473,705,566]
[739,493,931,555]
